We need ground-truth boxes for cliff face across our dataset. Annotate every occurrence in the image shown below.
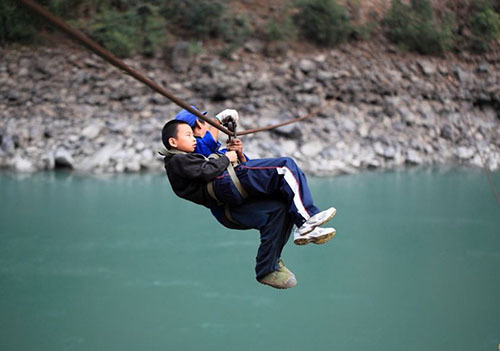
[0,40,499,174]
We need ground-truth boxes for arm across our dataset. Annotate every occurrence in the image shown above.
[227,138,247,163]
[195,131,222,157]
[207,119,220,141]
[170,153,230,183]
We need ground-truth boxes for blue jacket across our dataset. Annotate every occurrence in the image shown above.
[194,132,249,160]
[194,132,224,156]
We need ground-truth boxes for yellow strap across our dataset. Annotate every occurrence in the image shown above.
[206,153,246,227]
[224,205,241,226]
[206,181,221,205]
[227,162,248,199]
[207,181,241,226]
[209,153,247,199]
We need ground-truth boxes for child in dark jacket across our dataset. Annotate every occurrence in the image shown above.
[161,119,337,289]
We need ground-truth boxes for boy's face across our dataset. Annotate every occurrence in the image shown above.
[169,124,197,152]
[193,119,209,138]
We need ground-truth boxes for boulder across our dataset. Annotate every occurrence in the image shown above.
[440,123,458,141]
[41,152,55,170]
[139,149,154,169]
[274,123,302,139]
[12,156,35,172]
[201,58,226,76]
[477,63,490,73]
[164,41,195,73]
[79,142,122,171]
[54,147,74,169]
[244,40,263,54]
[1,134,15,153]
[125,159,141,172]
[406,149,423,165]
[453,66,473,83]
[317,70,334,82]
[417,60,436,76]
[299,59,316,74]
[277,139,298,154]
[135,142,146,152]
[373,141,385,156]
[7,90,20,101]
[341,117,357,132]
[248,74,269,91]
[358,124,369,138]
[300,141,323,157]
[115,161,125,173]
[296,94,321,107]
[456,146,475,160]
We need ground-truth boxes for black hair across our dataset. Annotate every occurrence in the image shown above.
[161,120,189,149]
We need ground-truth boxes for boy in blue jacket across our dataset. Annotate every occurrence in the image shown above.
[161,117,337,289]
[174,106,246,161]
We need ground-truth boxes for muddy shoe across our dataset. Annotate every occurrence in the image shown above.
[258,269,297,289]
[277,258,295,278]
[295,207,336,236]
[294,227,336,245]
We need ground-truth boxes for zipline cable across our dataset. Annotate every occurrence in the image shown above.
[17,0,234,136]
[17,0,335,138]
[238,98,336,136]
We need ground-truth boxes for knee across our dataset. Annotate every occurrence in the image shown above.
[282,157,296,167]
[281,157,300,171]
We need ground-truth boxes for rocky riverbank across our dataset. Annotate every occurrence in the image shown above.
[0,41,499,175]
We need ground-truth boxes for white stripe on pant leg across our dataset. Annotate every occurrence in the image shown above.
[277,167,310,221]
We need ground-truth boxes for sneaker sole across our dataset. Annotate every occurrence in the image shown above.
[297,207,337,236]
[294,228,336,246]
[258,277,297,289]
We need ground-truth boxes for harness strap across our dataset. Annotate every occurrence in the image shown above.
[227,162,248,199]
[206,181,221,206]
[208,153,248,199]
[206,182,242,226]
[206,153,248,227]
[224,206,241,226]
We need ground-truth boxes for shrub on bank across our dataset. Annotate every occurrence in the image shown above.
[293,0,351,47]
[46,0,87,19]
[469,4,500,53]
[160,0,252,58]
[86,4,166,57]
[160,0,228,38]
[383,0,454,55]
[219,13,253,58]
[1,0,498,57]
[263,17,297,42]
[0,1,37,44]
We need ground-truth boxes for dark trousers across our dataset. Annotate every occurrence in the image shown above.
[210,199,294,279]
[214,157,320,228]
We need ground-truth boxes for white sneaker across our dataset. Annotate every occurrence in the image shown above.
[295,207,336,236]
[293,227,336,245]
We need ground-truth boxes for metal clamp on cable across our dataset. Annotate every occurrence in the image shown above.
[223,118,241,166]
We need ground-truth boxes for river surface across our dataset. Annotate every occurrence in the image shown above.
[1,168,499,351]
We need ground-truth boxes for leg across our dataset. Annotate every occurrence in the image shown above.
[228,157,321,228]
[210,199,293,279]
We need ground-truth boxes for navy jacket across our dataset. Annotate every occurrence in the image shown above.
[164,151,229,208]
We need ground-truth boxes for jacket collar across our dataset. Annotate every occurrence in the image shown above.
[158,147,210,161]
[158,147,187,158]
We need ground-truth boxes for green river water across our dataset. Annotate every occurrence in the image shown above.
[1,168,499,351]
